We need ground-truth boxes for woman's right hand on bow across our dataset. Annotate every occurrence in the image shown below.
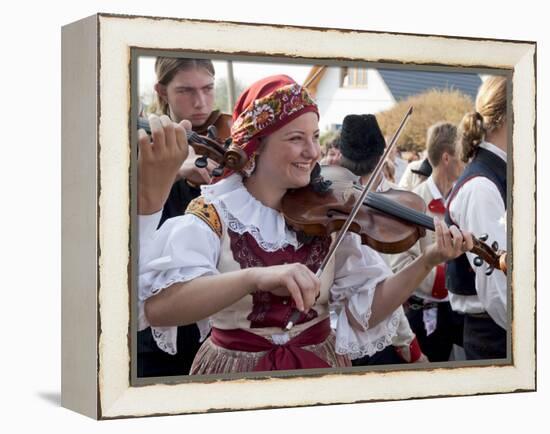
[138,114,190,215]
[250,263,321,313]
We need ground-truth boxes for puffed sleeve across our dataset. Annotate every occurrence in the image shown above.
[138,212,221,354]
[329,233,400,359]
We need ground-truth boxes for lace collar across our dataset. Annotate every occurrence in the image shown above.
[201,174,300,251]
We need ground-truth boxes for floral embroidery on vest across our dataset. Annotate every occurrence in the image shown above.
[185,197,223,238]
[228,229,331,328]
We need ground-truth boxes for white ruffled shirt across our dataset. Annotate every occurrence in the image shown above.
[138,174,399,359]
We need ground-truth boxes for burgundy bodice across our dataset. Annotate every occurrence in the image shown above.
[228,230,331,328]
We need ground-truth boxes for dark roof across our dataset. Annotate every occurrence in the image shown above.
[376,69,482,101]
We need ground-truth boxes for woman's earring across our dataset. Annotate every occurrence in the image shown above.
[241,152,257,177]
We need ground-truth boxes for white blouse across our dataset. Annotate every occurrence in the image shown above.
[138,174,399,359]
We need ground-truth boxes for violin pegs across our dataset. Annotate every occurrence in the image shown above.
[211,165,225,177]
[478,233,489,242]
[473,256,484,267]
[309,163,322,181]
[195,156,208,169]
[491,241,499,251]
[206,125,218,140]
[485,266,495,276]
[224,137,233,149]
[309,163,332,193]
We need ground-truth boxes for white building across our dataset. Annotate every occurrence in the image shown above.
[303,66,482,132]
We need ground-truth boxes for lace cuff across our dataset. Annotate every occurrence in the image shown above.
[329,234,398,359]
[331,277,400,359]
[138,214,221,354]
[138,269,217,355]
[147,319,211,356]
[146,318,213,356]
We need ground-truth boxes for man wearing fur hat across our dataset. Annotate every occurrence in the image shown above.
[337,114,428,365]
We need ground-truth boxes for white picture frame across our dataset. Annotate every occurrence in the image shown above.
[61,13,536,419]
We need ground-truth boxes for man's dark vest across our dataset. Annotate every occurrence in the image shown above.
[444,147,507,296]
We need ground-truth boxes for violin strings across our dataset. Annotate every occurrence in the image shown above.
[366,194,488,256]
[353,186,429,227]
[364,192,435,230]
[372,194,434,229]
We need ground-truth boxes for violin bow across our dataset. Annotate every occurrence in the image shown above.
[284,107,413,330]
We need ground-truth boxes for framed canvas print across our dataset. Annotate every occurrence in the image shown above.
[61,13,536,419]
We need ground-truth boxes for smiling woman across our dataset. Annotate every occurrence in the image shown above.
[137,74,472,375]
[60,14,537,419]
[245,112,321,207]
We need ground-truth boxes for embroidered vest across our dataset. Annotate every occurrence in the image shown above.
[185,197,223,238]
[189,197,336,338]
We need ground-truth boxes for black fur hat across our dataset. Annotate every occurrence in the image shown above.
[339,114,386,163]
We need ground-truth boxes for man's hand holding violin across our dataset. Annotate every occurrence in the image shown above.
[138,114,190,215]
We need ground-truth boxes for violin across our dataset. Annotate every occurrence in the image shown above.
[137,116,247,176]
[282,106,505,330]
[282,164,507,331]
[282,165,507,275]
[192,110,232,142]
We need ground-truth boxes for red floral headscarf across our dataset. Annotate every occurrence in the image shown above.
[219,74,319,179]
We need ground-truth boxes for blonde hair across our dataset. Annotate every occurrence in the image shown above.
[426,122,458,167]
[458,76,507,162]
[150,57,215,116]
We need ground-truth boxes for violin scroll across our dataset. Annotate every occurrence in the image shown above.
[137,116,248,173]
[308,163,332,194]
[470,236,507,275]
[222,146,248,172]
[499,252,507,275]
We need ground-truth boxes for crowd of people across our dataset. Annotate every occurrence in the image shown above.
[136,57,508,378]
